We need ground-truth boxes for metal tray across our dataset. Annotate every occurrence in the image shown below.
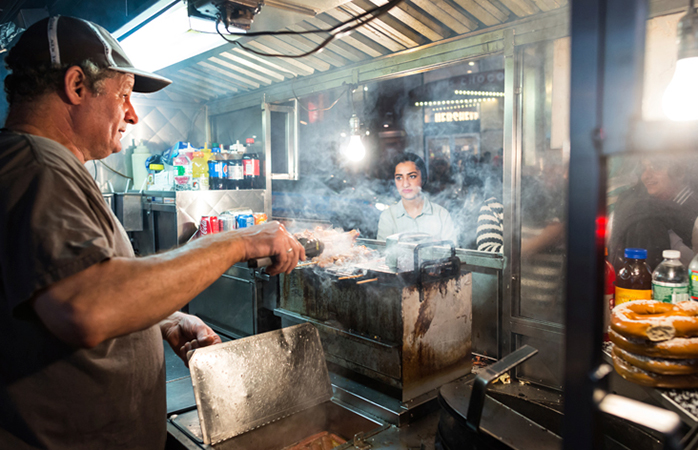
[188,323,333,445]
[170,400,382,450]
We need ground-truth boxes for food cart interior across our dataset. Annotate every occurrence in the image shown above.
[4,0,698,448]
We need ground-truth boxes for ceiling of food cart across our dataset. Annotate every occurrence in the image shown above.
[0,0,689,108]
[117,0,570,104]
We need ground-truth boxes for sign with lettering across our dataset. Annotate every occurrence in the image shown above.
[434,111,480,123]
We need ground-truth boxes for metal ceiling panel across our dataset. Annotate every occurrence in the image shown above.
[207,56,276,85]
[153,0,567,103]
[366,0,446,42]
[196,61,262,90]
[409,0,477,33]
[288,23,368,62]
[219,51,289,81]
[452,0,507,25]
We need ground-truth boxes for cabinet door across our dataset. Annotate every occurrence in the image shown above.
[188,274,256,338]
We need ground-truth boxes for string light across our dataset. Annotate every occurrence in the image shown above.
[454,90,505,96]
[414,97,499,107]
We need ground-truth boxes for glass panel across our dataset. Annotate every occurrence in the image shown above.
[211,106,262,148]
[270,110,289,174]
[642,12,682,122]
[517,38,570,325]
[515,333,564,389]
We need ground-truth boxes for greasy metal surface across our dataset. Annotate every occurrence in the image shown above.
[466,345,538,431]
[401,273,472,401]
[439,378,563,450]
[170,400,382,450]
[278,268,472,403]
[189,323,333,445]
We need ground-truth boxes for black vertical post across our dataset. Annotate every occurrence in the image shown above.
[564,0,606,448]
[565,0,647,448]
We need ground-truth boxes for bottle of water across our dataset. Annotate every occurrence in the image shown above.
[652,250,689,303]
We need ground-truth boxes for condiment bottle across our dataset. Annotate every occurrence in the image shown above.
[615,248,652,305]
[652,250,689,303]
[604,248,616,341]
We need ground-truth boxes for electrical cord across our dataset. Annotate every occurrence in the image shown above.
[99,159,133,181]
[215,0,405,58]
[293,83,350,113]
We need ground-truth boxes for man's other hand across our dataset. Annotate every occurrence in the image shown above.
[159,312,222,367]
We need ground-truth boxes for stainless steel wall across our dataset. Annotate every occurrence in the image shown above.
[91,93,208,193]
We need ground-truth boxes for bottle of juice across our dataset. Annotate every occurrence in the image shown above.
[652,250,689,303]
[191,151,209,190]
[615,248,652,305]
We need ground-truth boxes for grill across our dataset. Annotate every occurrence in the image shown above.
[275,237,472,424]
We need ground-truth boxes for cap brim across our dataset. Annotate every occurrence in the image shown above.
[112,67,172,93]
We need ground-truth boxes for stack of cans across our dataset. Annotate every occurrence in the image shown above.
[199,212,268,235]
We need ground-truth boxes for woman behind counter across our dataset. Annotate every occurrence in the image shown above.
[377,153,458,244]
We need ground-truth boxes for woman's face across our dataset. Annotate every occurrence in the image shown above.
[640,160,681,200]
[394,161,422,201]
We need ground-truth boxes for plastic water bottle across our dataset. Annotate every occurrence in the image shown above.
[652,250,689,304]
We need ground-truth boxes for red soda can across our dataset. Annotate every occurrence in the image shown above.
[200,216,211,236]
[210,216,219,234]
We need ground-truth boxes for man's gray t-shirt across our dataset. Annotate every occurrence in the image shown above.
[0,132,165,449]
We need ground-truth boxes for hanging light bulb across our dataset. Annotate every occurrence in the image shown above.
[344,114,366,161]
[663,0,698,121]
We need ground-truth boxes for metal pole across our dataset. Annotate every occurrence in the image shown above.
[564,0,606,447]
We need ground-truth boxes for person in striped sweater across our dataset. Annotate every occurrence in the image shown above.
[476,196,504,253]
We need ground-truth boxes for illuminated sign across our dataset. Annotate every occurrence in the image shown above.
[434,111,480,123]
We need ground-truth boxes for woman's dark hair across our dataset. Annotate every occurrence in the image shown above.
[392,152,428,187]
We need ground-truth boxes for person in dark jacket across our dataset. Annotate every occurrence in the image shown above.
[609,157,698,271]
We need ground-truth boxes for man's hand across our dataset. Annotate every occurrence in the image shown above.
[234,221,306,275]
[159,312,222,367]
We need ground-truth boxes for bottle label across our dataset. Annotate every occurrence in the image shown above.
[615,286,652,305]
[691,269,698,300]
[228,165,243,181]
[652,281,689,304]
[243,159,260,176]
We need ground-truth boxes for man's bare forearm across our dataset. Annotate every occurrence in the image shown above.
[32,223,304,347]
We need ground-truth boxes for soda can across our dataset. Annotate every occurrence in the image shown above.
[236,214,255,229]
[210,216,219,234]
[219,215,236,231]
[200,216,211,235]
[253,213,268,225]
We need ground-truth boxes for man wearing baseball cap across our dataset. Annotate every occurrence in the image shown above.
[0,16,304,449]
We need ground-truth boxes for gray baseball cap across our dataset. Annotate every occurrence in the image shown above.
[9,16,172,93]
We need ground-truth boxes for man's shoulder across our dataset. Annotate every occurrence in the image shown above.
[0,131,79,176]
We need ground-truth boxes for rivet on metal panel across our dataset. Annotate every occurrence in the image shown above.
[353,431,372,449]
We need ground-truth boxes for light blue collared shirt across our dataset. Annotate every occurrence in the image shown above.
[377,196,458,244]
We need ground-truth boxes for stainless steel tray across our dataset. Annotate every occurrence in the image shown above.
[189,323,333,445]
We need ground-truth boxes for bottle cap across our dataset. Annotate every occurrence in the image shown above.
[624,248,647,259]
[662,250,681,259]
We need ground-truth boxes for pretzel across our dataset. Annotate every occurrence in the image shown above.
[612,345,698,375]
[610,300,698,342]
[612,352,698,388]
[609,329,698,359]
